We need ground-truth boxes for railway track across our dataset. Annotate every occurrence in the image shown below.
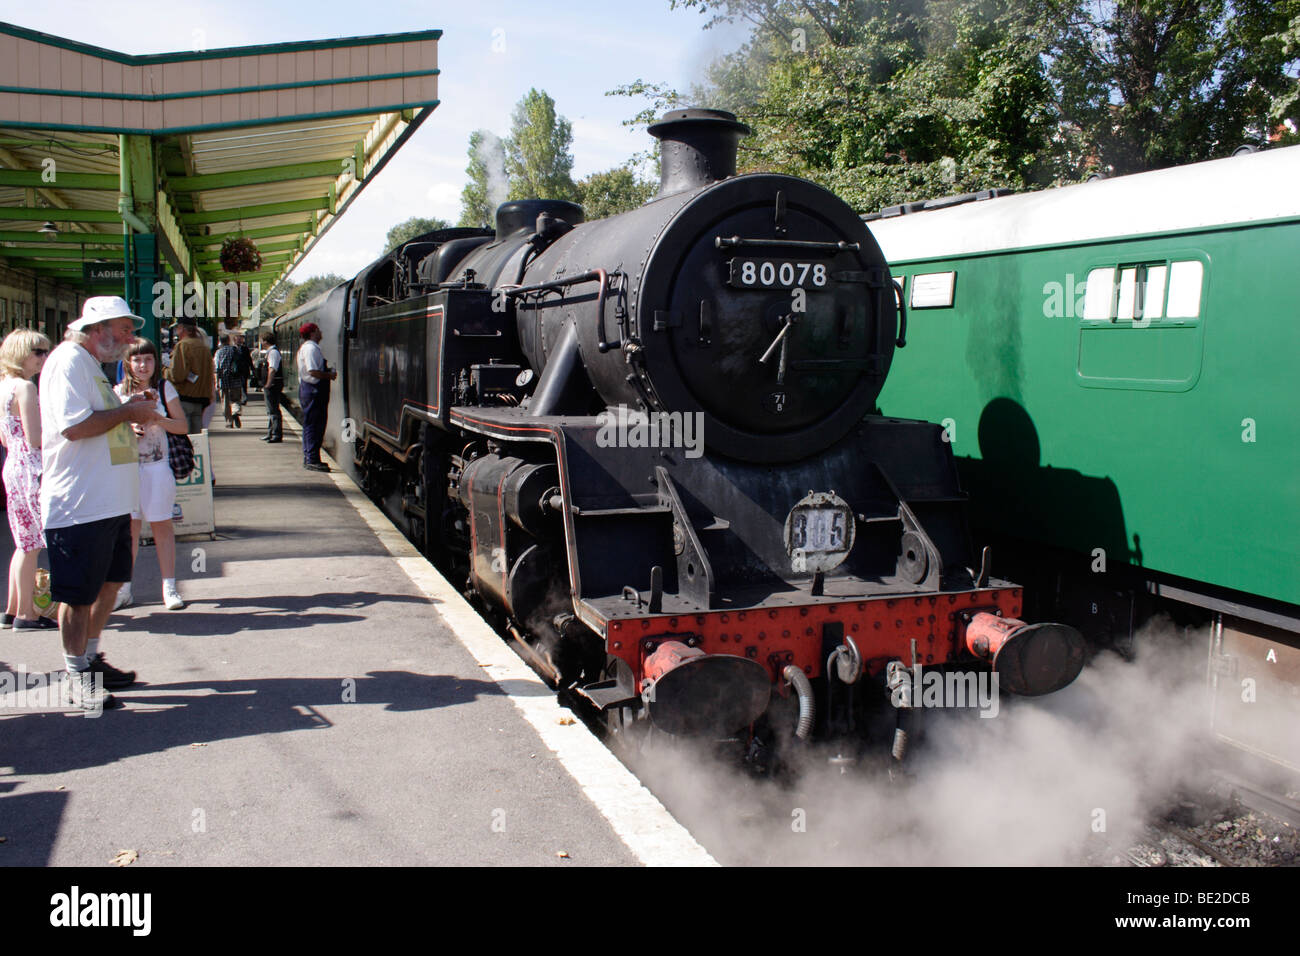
[1214,772,1300,832]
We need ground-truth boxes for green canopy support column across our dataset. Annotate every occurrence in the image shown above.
[119,133,163,344]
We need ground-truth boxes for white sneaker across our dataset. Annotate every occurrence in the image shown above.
[163,585,185,610]
[112,583,133,610]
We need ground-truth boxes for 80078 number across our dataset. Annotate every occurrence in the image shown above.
[729,258,828,290]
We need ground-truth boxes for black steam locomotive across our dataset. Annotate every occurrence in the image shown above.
[274,109,1084,761]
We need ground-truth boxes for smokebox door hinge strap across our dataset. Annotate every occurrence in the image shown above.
[872,462,943,591]
[655,466,715,609]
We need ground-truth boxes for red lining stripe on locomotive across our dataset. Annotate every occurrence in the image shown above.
[358,306,444,324]
[498,473,508,609]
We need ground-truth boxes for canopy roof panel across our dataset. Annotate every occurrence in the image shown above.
[0,22,440,306]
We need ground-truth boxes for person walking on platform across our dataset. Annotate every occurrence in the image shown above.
[234,332,254,394]
[0,328,56,630]
[41,296,162,711]
[114,338,189,611]
[296,322,335,472]
[214,333,246,428]
[260,331,284,444]
[165,321,214,434]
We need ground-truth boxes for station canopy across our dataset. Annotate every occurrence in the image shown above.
[0,21,441,331]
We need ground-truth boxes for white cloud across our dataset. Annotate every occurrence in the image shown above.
[425,182,462,218]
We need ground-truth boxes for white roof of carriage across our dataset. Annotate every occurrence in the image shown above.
[869,144,1300,263]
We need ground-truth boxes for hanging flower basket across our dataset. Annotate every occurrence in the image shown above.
[219,236,262,274]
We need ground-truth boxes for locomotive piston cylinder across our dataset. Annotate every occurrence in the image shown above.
[964,612,1086,696]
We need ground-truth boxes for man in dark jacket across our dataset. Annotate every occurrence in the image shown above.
[233,332,254,393]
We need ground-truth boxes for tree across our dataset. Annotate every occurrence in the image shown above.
[384,217,450,254]
[660,0,1058,211]
[1273,13,1300,145]
[658,0,1298,209]
[458,130,508,228]
[577,165,657,218]
[255,273,345,319]
[1047,0,1300,174]
[290,275,345,310]
[504,89,580,201]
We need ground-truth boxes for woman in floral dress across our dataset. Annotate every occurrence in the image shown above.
[0,328,55,629]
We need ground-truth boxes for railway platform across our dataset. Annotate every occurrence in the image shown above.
[0,399,712,867]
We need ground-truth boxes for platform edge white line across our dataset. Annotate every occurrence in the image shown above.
[305,439,717,867]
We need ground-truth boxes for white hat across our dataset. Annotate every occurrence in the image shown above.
[69,296,146,332]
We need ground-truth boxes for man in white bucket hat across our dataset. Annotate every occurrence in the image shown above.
[40,296,163,712]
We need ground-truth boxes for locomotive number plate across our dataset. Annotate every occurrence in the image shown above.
[790,507,848,553]
[728,258,829,290]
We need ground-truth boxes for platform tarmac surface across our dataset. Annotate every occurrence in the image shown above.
[0,398,710,866]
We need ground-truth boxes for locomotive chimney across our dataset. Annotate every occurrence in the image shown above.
[648,108,751,197]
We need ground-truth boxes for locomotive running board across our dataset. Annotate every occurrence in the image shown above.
[574,677,638,711]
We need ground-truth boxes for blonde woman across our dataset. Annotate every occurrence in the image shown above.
[0,328,56,629]
[113,338,188,610]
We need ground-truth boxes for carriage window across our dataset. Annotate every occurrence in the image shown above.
[1083,259,1201,322]
[1116,263,1166,321]
[1083,267,1113,320]
[1165,260,1204,318]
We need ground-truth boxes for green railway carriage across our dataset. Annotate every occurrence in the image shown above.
[869,147,1300,774]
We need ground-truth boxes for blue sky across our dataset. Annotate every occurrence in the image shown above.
[7,0,752,281]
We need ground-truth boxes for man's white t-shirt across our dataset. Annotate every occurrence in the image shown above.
[297,340,325,383]
[40,341,140,529]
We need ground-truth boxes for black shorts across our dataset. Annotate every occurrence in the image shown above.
[46,514,134,606]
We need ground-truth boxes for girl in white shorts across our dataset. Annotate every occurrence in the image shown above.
[114,337,190,610]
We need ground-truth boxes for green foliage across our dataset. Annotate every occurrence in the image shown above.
[459,130,507,228]
[289,275,346,311]
[257,274,345,319]
[649,0,1300,210]
[577,165,658,218]
[384,216,450,254]
[505,89,580,202]
[1047,0,1300,173]
[1272,12,1300,145]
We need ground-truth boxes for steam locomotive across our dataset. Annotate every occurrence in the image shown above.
[273,109,1084,763]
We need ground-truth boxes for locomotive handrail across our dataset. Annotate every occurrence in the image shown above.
[496,268,615,352]
[893,278,908,348]
[715,236,860,252]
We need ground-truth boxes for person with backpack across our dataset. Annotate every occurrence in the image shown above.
[213,333,247,428]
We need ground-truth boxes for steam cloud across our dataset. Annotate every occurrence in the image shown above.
[625,618,1215,865]
[475,130,509,214]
